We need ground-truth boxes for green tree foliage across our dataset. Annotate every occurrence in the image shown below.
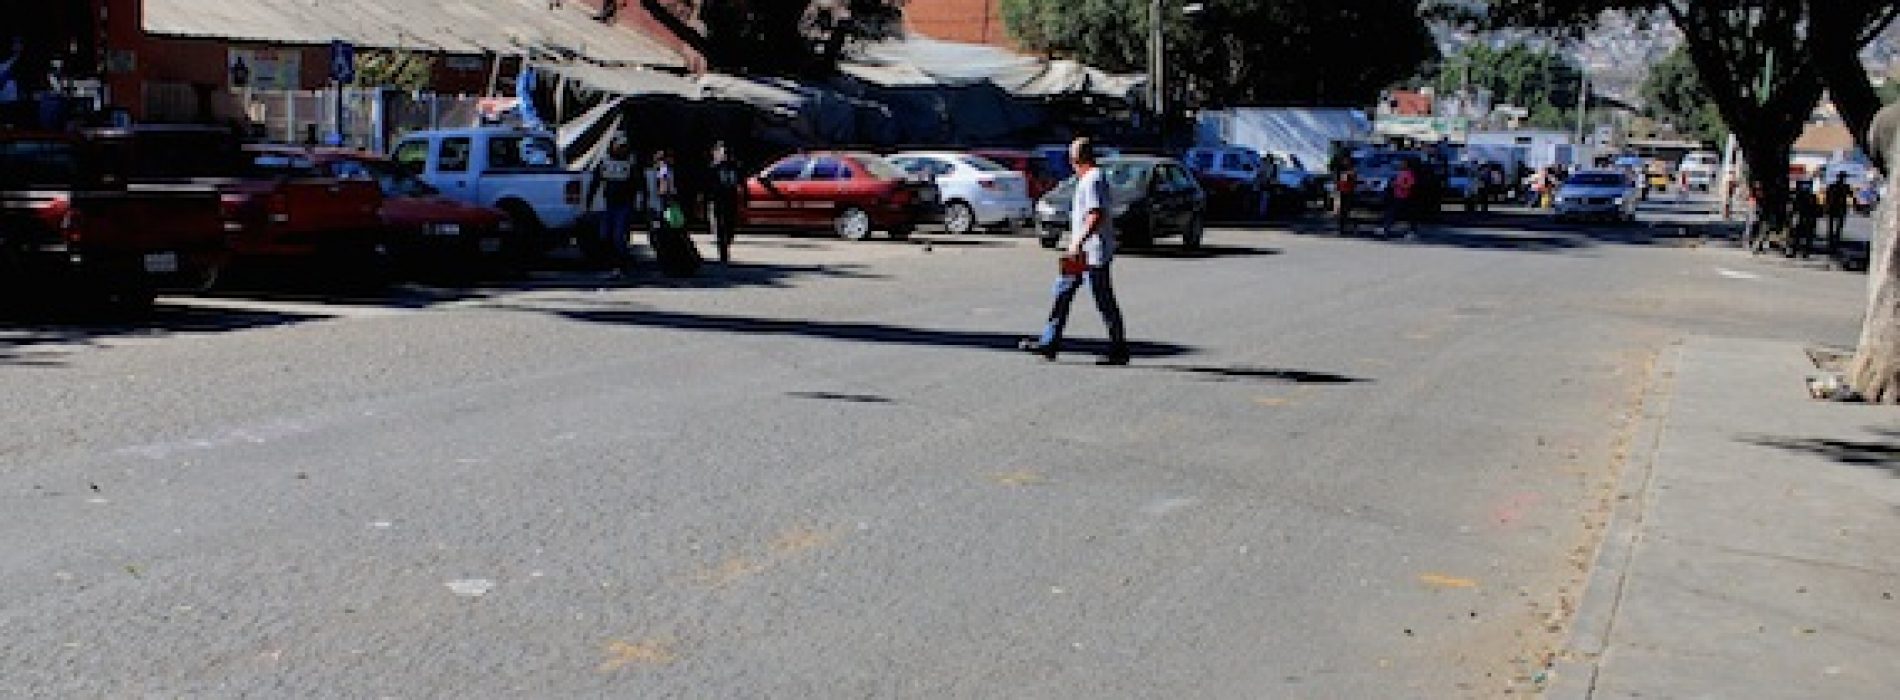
[642,0,904,76]
[351,50,436,91]
[1002,0,1437,107]
[1430,42,1581,130]
[1638,47,1723,145]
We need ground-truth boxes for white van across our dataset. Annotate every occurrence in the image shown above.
[1677,151,1720,192]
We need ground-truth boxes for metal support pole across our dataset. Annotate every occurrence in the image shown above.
[1150,0,1164,136]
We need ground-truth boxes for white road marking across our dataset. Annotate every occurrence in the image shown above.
[158,296,421,319]
[1716,268,1761,280]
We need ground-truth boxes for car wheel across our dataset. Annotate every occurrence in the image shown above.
[1183,213,1205,250]
[943,201,977,235]
[1039,235,1060,250]
[834,207,873,241]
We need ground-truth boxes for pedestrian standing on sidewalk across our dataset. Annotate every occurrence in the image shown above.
[1824,172,1853,255]
[1789,179,1821,259]
[1019,137,1129,366]
[1382,159,1419,237]
[704,141,744,265]
[1334,162,1358,234]
[584,135,640,276]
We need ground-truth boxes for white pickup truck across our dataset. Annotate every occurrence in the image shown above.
[391,128,587,249]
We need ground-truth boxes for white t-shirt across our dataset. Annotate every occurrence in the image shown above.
[1071,167,1117,266]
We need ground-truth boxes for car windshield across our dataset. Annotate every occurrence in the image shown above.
[353,160,438,197]
[485,134,560,170]
[1099,160,1154,190]
[1357,152,1408,171]
[0,139,83,187]
[1568,173,1628,187]
[853,155,907,180]
[959,155,1012,173]
[92,131,245,179]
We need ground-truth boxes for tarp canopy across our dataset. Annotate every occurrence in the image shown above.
[1198,108,1373,172]
[144,0,686,69]
[853,37,1144,101]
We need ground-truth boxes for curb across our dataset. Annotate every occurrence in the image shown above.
[1542,340,1684,700]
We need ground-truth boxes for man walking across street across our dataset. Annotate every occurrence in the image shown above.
[1824,172,1853,256]
[584,135,640,276]
[1020,138,1129,366]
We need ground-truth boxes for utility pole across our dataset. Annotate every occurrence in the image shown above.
[1150,0,1165,136]
[1575,68,1588,144]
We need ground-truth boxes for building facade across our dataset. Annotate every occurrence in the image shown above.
[903,0,1013,48]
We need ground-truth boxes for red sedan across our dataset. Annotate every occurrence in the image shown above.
[265,148,517,276]
[743,152,942,240]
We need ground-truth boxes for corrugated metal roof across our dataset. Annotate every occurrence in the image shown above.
[144,0,685,69]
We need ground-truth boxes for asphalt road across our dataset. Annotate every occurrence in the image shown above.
[0,198,1869,698]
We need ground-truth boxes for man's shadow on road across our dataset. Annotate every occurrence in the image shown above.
[553,309,1371,386]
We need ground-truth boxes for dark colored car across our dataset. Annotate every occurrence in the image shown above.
[743,152,942,240]
[0,130,228,312]
[1034,156,1207,250]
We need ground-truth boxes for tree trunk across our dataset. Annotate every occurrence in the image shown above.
[1810,0,1900,174]
[1848,104,1900,402]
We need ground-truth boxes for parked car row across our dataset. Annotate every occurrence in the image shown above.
[738,147,1211,251]
[1,125,545,314]
[3,128,1221,315]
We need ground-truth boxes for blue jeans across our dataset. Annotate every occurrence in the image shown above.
[598,204,635,263]
[1040,265,1126,353]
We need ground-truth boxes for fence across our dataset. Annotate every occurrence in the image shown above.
[226,89,486,152]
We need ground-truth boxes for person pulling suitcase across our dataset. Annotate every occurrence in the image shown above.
[646,150,702,277]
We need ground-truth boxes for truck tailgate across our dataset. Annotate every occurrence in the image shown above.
[72,185,225,254]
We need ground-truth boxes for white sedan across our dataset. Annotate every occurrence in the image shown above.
[1554,170,1642,223]
[887,152,1035,235]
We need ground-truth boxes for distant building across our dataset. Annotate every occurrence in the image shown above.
[1380,89,1435,117]
[905,0,1014,48]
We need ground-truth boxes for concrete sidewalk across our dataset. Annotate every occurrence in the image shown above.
[1551,337,1900,699]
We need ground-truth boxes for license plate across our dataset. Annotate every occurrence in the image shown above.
[143,252,179,273]
[478,237,502,253]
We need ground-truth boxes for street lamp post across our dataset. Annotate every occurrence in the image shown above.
[1149,1,1203,148]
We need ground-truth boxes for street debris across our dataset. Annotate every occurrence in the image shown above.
[1806,374,1862,402]
[445,579,495,598]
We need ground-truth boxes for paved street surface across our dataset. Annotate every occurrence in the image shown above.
[0,199,1872,697]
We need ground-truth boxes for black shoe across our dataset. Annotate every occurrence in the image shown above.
[1017,338,1057,360]
[1096,351,1130,366]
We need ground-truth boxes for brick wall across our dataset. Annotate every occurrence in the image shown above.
[904,0,1013,47]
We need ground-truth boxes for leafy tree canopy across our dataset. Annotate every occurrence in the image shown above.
[1003,0,1438,108]
[1638,46,1723,145]
[1424,42,1582,130]
[642,0,905,76]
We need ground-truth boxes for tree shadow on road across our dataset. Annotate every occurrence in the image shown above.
[552,308,1198,359]
[1742,428,1900,478]
[0,305,320,368]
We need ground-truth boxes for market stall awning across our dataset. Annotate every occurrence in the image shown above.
[144,0,687,69]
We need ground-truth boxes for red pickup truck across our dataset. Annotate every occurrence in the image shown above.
[0,130,227,312]
[84,127,387,282]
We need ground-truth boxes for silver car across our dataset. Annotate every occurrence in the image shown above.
[1554,170,1641,223]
